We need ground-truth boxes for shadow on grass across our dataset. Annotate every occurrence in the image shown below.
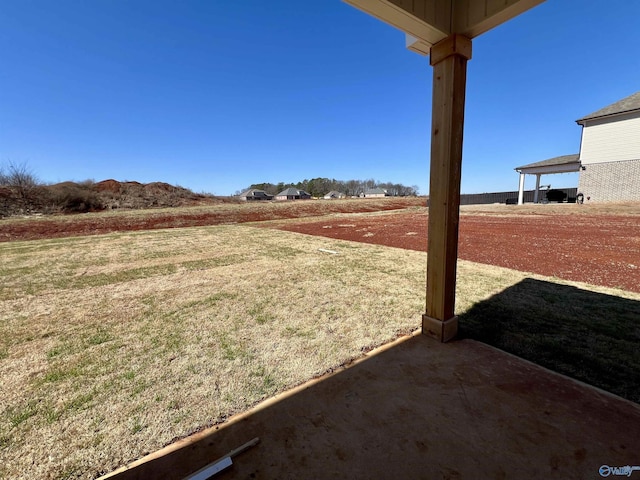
[458,277,640,404]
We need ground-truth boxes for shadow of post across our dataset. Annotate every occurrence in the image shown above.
[457,277,640,403]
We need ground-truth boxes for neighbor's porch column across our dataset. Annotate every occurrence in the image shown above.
[533,174,541,203]
[517,172,525,205]
[423,34,471,343]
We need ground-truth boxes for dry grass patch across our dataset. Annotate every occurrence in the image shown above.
[460,201,640,217]
[1,225,427,479]
[1,224,638,479]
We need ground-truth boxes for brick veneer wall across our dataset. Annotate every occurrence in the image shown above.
[578,158,640,203]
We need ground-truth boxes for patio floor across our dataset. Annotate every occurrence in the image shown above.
[103,332,640,479]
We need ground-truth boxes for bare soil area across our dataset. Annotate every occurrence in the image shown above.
[0,198,424,242]
[271,208,640,293]
[2,199,638,293]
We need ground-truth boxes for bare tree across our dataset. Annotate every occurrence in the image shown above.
[1,161,41,213]
[4,160,36,183]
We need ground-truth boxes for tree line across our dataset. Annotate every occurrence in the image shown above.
[240,178,419,198]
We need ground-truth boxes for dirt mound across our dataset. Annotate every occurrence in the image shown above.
[144,182,178,192]
[90,179,219,210]
[50,181,79,188]
[1,178,221,216]
[95,180,198,202]
[95,179,122,193]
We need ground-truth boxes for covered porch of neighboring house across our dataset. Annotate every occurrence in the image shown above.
[515,154,581,205]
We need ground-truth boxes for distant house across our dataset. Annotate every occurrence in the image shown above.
[323,191,346,200]
[275,188,312,201]
[363,188,388,198]
[237,189,273,201]
[513,91,640,204]
[576,91,640,203]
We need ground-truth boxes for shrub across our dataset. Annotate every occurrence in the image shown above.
[47,183,105,213]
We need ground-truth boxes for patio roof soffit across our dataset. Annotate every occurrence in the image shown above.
[515,163,581,175]
[343,0,545,55]
[515,154,581,175]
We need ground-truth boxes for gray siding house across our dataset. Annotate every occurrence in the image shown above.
[576,91,640,203]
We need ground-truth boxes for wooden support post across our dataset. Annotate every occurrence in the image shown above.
[422,34,471,343]
[534,174,541,203]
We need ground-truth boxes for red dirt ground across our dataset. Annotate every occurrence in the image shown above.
[0,199,424,242]
[2,200,638,293]
[271,211,640,293]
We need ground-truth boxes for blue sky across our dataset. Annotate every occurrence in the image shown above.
[1,1,639,196]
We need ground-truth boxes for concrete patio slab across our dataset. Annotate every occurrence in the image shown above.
[103,332,640,479]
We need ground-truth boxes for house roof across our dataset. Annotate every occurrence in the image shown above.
[576,91,640,123]
[515,154,581,175]
[324,191,344,197]
[238,188,271,197]
[276,188,310,197]
[515,154,580,171]
[276,188,298,196]
[365,188,387,195]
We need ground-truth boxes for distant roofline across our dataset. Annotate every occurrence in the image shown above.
[576,91,640,124]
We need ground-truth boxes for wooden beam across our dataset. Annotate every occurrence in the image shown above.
[343,0,450,48]
[343,0,544,55]
[453,0,545,39]
[422,34,471,342]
